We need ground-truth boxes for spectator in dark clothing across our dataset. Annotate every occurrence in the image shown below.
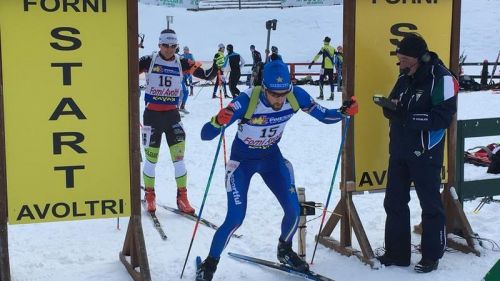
[269,45,282,61]
[374,33,458,274]
[222,44,245,98]
[250,45,263,86]
[250,44,262,66]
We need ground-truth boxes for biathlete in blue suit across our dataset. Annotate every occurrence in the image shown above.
[180,46,195,113]
[196,56,359,281]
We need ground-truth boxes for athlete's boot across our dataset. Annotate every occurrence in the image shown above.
[196,256,219,281]
[144,188,156,213]
[327,93,334,101]
[177,188,195,214]
[277,239,309,272]
[316,87,324,100]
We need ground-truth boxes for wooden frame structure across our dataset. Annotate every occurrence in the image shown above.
[317,0,479,267]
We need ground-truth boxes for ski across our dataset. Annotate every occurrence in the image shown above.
[141,200,168,240]
[228,252,335,281]
[158,204,243,239]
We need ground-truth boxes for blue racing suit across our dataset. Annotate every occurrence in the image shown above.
[201,86,344,259]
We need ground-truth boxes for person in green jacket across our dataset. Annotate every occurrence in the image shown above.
[308,36,336,100]
[212,43,229,99]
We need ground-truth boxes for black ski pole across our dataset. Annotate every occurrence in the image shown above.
[264,19,277,63]
[310,116,351,265]
[180,127,226,278]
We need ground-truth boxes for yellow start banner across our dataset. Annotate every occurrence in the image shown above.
[354,0,453,191]
[0,0,131,224]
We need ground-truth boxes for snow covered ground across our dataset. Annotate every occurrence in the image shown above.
[7,1,500,281]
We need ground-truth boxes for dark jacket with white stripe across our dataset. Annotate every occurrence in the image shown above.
[383,52,458,159]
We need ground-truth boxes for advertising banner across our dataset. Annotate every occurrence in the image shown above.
[354,0,452,191]
[0,0,131,224]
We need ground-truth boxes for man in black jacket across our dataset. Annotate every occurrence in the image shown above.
[222,44,245,98]
[250,44,262,86]
[374,33,458,273]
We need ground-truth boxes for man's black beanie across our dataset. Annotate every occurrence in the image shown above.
[396,33,428,59]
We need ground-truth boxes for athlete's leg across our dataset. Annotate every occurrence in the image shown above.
[260,152,300,243]
[326,68,335,94]
[142,109,165,191]
[164,110,194,213]
[208,158,254,258]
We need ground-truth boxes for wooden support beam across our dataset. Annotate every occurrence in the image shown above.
[119,1,152,280]
[120,216,151,281]
[0,22,12,281]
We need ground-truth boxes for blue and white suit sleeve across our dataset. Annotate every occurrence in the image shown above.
[293,86,343,124]
[201,94,249,140]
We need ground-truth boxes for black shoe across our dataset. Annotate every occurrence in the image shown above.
[212,95,218,99]
[327,95,334,101]
[196,257,219,281]
[316,95,324,100]
[414,258,438,273]
[277,239,309,272]
[376,254,410,267]
[224,95,231,98]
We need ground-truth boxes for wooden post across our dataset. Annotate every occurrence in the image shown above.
[119,1,152,280]
[297,187,307,260]
[316,0,376,268]
[0,28,12,280]
[429,0,479,256]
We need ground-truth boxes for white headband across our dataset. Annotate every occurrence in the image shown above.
[159,33,178,45]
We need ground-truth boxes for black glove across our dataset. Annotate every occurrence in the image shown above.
[339,97,358,116]
[308,62,314,69]
[384,104,408,123]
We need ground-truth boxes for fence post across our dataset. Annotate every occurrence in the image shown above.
[297,187,307,260]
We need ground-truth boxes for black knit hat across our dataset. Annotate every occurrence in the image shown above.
[396,33,428,59]
[227,44,233,52]
[324,36,331,43]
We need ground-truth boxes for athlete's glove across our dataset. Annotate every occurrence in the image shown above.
[340,96,358,116]
[187,61,202,75]
[308,61,314,69]
[211,104,234,127]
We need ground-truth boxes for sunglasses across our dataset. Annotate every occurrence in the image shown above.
[265,88,289,98]
[161,44,178,49]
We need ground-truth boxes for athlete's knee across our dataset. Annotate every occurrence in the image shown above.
[169,141,185,161]
[222,213,244,230]
[144,146,160,164]
[282,202,300,220]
